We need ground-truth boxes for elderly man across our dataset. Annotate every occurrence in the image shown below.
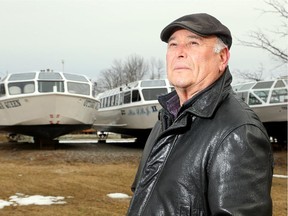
[127,13,273,216]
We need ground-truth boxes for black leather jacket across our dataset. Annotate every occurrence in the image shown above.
[127,68,273,216]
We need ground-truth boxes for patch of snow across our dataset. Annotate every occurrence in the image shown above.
[273,174,288,179]
[107,193,131,199]
[0,193,68,209]
[9,193,66,206]
[0,200,12,209]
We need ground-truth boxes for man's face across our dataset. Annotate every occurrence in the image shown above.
[166,29,228,95]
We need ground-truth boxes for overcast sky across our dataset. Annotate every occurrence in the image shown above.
[0,0,286,83]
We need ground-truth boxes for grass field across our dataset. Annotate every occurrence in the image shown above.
[0,134,286,215]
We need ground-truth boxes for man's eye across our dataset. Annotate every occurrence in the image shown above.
[189,41,199,46]
[168,42,177,47]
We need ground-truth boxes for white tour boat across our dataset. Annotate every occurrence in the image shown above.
[233,77,287,144]
[93,79,173,143]
[0,69,99,145]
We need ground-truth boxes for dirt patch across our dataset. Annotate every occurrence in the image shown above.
[0,137,286,216]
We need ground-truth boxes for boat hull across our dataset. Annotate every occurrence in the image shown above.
[94,102,161,137]
[252,104,287,123]
[252,104,287,143]
[0,124,92,140]
[0,94,98,139]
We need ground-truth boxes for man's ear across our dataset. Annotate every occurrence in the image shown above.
[219,47,230,72]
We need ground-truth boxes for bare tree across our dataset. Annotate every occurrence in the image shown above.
[110,60,124,87]
[234,0,287,81]
[123,54,148,82]
[234,64,264,81]
[95,60,124,92]
[149,57,165,79]
[238,0,288,64]
[96,54,149,92]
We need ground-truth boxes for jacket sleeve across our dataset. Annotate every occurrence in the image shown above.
[130,121,162,192]
[207,124,273,216]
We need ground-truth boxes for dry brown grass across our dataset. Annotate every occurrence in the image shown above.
[0,134,286,216]
[271,150,287,216]
[0,162,137,216]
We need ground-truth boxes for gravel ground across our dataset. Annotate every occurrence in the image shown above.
[0,137,143,165]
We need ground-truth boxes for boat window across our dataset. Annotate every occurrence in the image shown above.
[109,96,113,107]
[0,84,6,97]
[102,98,105,108]
[253,90,269,103]
[236,92,248,103]
[8,83,22,95]
[142,88,167,101]
[38,81,64,93]
[248,93,262,105]
[8,82,35,95]
[252,81,273,89]
[106,96,110,107]
[124,91,131,104]
[67,82,90,95]
[274,80,286,88]
[92,82,97,97]
[141,80,166,87]
[63,73,89,82]
[132,90,141,102]
[39,72,63,80]
[113,95,118,106]
[270,89,288,103]
[99,98,103,108]
[104,98,107,108]
[8,73,36,81]
[119,93,124,105]
[102,98,106,108]
[107,96,110,107]
[23,82,35,93]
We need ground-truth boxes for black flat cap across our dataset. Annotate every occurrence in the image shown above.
[160,13,232,49]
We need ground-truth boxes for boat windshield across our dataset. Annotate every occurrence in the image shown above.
[274,80,286,88]
[8,81,35,95]
[0,84,5,97]
[38,72,63,80]
[63,73,89,82]
[38,81,64,93]
[270,89,288,103]
[252,81,274,89]
[142,88,167,101]
[67,82,90,95]
[8,73,36,81]
[140,80,166,87]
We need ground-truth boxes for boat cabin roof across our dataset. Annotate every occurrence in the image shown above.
[233,78,288,92]
[97,79,171,98]
[233,78,288,106]
[1,70,90,83]
[0,70,95,98]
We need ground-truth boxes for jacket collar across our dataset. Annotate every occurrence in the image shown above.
[159,67,233,119]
